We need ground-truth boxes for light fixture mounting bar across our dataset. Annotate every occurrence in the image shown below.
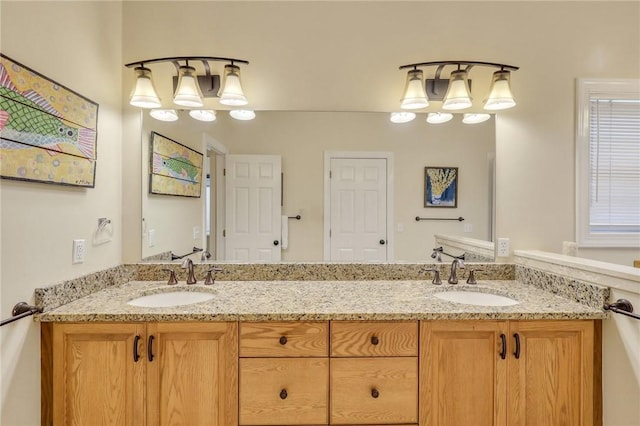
[398,60,519,72]
[124,56,249,68]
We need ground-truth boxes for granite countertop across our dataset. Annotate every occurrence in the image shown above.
[37,279,605,322]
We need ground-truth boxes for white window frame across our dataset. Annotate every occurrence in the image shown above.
[576,78,640,247]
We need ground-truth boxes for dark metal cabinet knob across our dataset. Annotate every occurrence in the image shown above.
[279,336,288,345]
[273,240,280,246]
[371,388,380,398]
[379,239,386,245]
[371,336,379,345]
[280,389,288,399]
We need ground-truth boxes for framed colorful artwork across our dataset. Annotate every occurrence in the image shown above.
[149,131,203,197]
[0,54,98,187]
[424,166,458,207]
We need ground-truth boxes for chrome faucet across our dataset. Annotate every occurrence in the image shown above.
[181,258,197,284]
[201,250,212,262]
[448,258,465,284]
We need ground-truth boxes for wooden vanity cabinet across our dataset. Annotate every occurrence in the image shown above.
[41,322,238,426]
[420,320,598,426]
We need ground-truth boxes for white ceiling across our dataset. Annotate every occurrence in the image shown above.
[121,1,574,113]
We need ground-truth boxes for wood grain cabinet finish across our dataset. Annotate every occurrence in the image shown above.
[420,320,597,426]
[330,321,418,357]
[240,321,328,357]
[239,358,329,425]
[41,322,238,426]
[330,357,418,425]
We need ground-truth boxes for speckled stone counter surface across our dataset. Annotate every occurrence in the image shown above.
[37,279,605,322]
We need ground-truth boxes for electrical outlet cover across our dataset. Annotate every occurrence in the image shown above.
[72,239,85,264]
[497,237,510,257]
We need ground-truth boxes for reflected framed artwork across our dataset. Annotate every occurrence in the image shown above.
[149,131,203,197]
[0,54,98,187]
[424,166,458,207]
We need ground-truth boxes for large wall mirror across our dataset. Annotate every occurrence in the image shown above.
[140,111,496,263]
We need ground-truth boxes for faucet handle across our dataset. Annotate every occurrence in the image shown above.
[204,267,223,285]
[161,269,178,285]
[421,268,442,285]
[466,269,483,285]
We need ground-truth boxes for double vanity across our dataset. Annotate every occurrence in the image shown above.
[37,262,605,426]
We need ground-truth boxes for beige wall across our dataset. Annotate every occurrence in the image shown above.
[494,2,640,266]
[0,2,123,424]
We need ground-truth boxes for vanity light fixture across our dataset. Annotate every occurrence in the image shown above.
[398,60,519,112]
[462,113,491,124]
[390,111,416,123]
[229,109,256,121]
[189,109,217,122]
[426,112,453,124]
[125,56,250,111]
[149,109,179,122]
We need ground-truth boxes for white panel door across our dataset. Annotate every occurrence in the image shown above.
[225,155,281,262]
[330,158,387,262]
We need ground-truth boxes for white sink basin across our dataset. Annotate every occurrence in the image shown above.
[434,290,519,307]
[128,291,215,308]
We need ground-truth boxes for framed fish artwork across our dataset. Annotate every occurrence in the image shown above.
[0,54,98,187]
[149,132,203,197]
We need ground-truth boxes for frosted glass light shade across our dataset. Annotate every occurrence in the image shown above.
[400,69,429,110]
[220,64,248,106]
[390,112,416,123]
[189,109,217,122]
[443,70,472,110]
[174,66,204,107]
[426,112,453,124]
[149,109,178,122]
[229,109,255,120]
[130,67,161,108]
[484,70,516,110]
[462,113,491,124]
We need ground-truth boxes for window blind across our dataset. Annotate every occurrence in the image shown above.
[588,97,640,235]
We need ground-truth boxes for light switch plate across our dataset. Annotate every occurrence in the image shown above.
[148,229,156,247]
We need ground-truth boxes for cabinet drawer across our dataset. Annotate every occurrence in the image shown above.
[331,321,418,357]
[330,357,418,424]
[240,321,329,357]
[239,358,329,425]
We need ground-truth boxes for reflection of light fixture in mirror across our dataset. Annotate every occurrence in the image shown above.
[229,109,255,120]
[426,112,453,124]
[400,69,429,110]
[130,66,161,108]
[189,109,217,122]
[149,109,178,122]
[397,60,519,112]
[174,64,204,107]
[484,70,516,110]
[443,69,472,110]
[125,56,250,109]
[462,113,491,124]
[390,112,416,123]
[220,64,248,106]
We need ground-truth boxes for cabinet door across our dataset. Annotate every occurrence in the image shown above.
[508,320,595,426]
[146,322,238,426]
[420,320,508,426]
[50,322,145,426]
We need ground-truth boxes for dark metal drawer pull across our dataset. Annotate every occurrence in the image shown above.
[371,388,379,398]
[513,333,521,359]
[279,336,288,345]
[133,335,141,362]
[280,389,288,399]
[148,335,155,362]
[371,336,379,345]
[499,333,506,360]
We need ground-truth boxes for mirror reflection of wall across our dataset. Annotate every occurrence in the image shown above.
[141,111,496,263]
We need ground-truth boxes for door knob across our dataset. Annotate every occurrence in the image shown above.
[273,240,279,246]
[379,239,386,245]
